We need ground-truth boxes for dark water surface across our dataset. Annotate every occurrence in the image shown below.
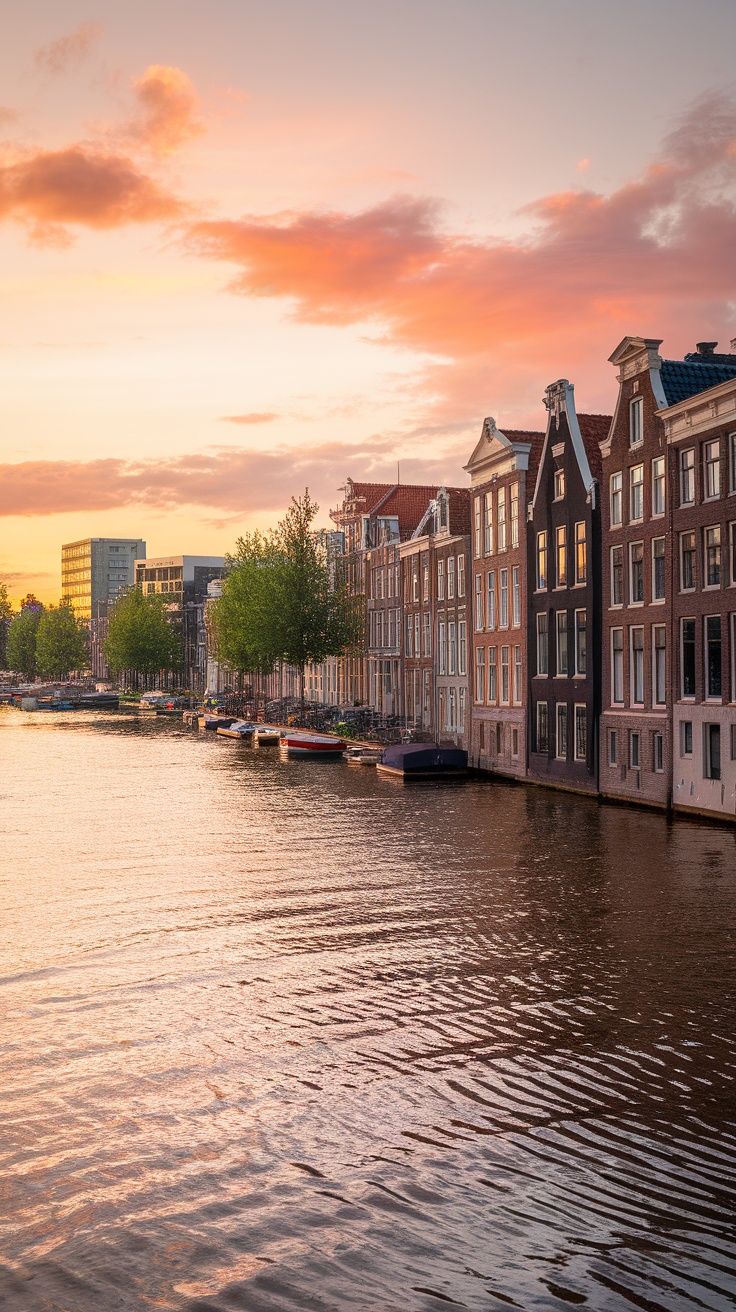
[1,708,735,1312]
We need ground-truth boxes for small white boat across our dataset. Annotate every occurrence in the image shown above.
[280,731,346,757]
[345,745,383,765]
[255,728,281,746]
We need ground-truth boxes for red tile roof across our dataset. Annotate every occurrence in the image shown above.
[333,480,470,539]
[577,413,611,481]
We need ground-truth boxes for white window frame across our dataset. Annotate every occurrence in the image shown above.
[653,624,666,707]
[574,609,587,678]
[512,565,521,627]
[611,544,624,607]
[704,525,722,589]
[610,471,622,527]
[574,703,587,762]
[556,702,568,759]
[556,610,568,677]
[680,447,695,506]
[630,463,644,523]
[704,439,721,501]
[488,646,497,703]
[536,531,547,590]
[500,645,510,705]
[536,612,548,676]
[487,570,496,631]
[474,646,485,703]
[652,536,666,603]
[629,540,644,605]
[652,455,665,517]
[630,626,645,707]
[499,568,509,628]
[630,396,643,447]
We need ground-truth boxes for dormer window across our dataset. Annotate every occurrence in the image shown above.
[554,469,565,501]
[629,396,643,447]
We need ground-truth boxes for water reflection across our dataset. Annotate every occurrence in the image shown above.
[1,707,734,1311]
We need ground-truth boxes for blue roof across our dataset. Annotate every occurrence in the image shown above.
[660,359,736,406]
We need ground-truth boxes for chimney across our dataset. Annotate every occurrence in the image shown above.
[695,341,718,356]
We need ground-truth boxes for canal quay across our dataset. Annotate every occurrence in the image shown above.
[1,705,735,1312]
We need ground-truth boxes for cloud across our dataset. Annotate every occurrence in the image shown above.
[219,412,279,424]
[185,91,736,419]
[0,145,183,242]
[128,65,205,156]
[34,23,104,75]
[0,441,454,520]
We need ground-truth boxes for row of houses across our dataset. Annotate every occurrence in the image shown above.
[308,334,736,822]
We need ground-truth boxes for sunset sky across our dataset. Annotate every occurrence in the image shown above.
[2,0,736,602]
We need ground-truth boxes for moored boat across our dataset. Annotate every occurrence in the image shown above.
[345,745,383,765]
[376,743,467,779]
[198,713,237,731]
[217,721,256,740]
[255,728,280,746]
[280,730,346,757]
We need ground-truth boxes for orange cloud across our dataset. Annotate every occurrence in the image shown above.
[129,65,205,156]
[219,412,279,424]
[34,23,104,75]
[0,146,183,242]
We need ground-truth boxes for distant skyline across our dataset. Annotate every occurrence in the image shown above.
[2,0,736,601]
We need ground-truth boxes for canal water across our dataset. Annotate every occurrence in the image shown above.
[1,708,735,1312]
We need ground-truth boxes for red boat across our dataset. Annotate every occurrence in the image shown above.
[279,731,346,757]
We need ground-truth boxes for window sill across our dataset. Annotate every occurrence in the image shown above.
[628,601,644,608]
[651,598,666,606]
[609,603,624,610]
[703,585,722,592]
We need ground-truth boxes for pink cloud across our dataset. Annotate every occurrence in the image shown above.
[34,23,104,75]
[127,65,205,156]
[219,412,279,424]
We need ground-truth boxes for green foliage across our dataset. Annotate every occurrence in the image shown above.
[104,589,181,677]
[36,604,88,680]
[209,531,281,675]
[0,581,13,668]
[6,607,42,679]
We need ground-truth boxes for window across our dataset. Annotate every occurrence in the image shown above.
[484,493,493,555]
[458,621,467,676]
[487,570,496,630]
[575,522,586,583]
[631,627,644,705]
[652,456,665,516]
[653,733,664,773]
[704,723,721,780]
[732,720,736,760]
[681,720,693,755]
[704,440,721,499]
[146,582,155,594]
[575,705,587,761]
[475,647,485,702]
[459,687,466,733]
[412,564,419,602]
[457,555,465,597]
[496,723,503,755]
[501,646,510,704]
[652,537,665,601]
[575,610,587,676]
[630,396,643,446]
[488,646,497,702]
[612,629,624,704]
[557,611,568,676]
[556,525,567,586]
[705,526,721,587]
[556,703,568,758]
[414,612,421,657]
[512,728,519,757]
[681,618,696,697]
[537,532,548,589]
[474,574,483,630]
[609,729,618,765]
[611,545,624,606]
[731,524,736,587]
[499,568,509,628]
[437,559,445,600]
[498,487,507,551]
[537,613,548,676]
[610,472,623,526]
[653,625,666,705]
[705,616,722,699]
[554,468,565,500]
[680,448,695,505]
[681,531,696,591]
[630,542,644,603]
[537,701,549,752]
[474,496,482,559]
[447,556,455,599]
[447,687,456,732]
[510,483,519,547]
[730,433,736,494]
[438,621,447,674]
[512,566,521,627]
[405,614,413,657]
[448,621,457,675]
[513,646,522,702]
[630,464,644,522]
[630,731,641,770]
[422,611,431,657]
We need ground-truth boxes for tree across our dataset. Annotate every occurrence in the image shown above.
[6,607,42,680]
[209,531,281,683]
[104,589,181,683]
[36,604,88,680]
[0,581,13,669]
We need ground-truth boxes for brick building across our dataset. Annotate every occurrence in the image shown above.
[464,417,544,776]
[528,381,611,794]
[366,536,403,718]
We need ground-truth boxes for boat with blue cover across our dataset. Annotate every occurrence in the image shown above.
[376,743,467,779]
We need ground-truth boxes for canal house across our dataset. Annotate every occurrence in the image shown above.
[527,381,611,793]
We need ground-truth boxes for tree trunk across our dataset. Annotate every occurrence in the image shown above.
[300,663,305,724]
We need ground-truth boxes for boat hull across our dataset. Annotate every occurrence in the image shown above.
[280,734,346,756]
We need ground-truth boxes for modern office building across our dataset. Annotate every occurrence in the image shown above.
[61,538,146,621]
[134,554,226,693]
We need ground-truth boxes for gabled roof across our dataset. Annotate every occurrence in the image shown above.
[660,359,736,406]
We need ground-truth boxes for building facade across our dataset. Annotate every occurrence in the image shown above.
[528,382,610,794]
[464,418,544,776]
[62,538,146,621]
[134,554,225,693]
[366,537,403,718]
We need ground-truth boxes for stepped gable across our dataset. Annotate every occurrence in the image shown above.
[577,413,612,482]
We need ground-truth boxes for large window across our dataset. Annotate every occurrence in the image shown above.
[422,611,431,657]
[557,611,568,676]
[499,569,509,628]
[458,621,467,676]
[630,464,644,522]
[704,440,721,500]
[437,559,445,600]
[652,456,666,516]
[405,614,413,657]
[705,526,722,587]
[681,531,696,591]
[612,628,624,704]
[575,705,587,762]
[575,522,586,584]
[630,731,641,770]
[630,396,643,447]
[510,483,519,547]
[556,703,568,758]
[447,557,456,599]
[488,646,497,702]
[448,621,457,675]
[474,496,481,559]
[501,646,510,704]
[537,532,548,590]
[512,566,521,627]
[704,723,721,780]
[575,610,587,677]
[681,618,696,697]
[554,468,565,500]
[487,570,496,630]
[474,647,485,702]
[705,616,722,699]
[484,493,493,555]
[513,646,522,703]
[680,448,695,505]
[537,612,548,675]
[630,541,644,603]
[653,625,666,706]
[611,545,624,606]
[498,487,507,551]
[610,472,622,526]
[474,574,483,630]
[536,701,549,752]
[652,537,666,601]
[422,563,429,601]
[457,555,465,597]
[438,621,447,674]
[631,627,644,705]
[556,525,567,586]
